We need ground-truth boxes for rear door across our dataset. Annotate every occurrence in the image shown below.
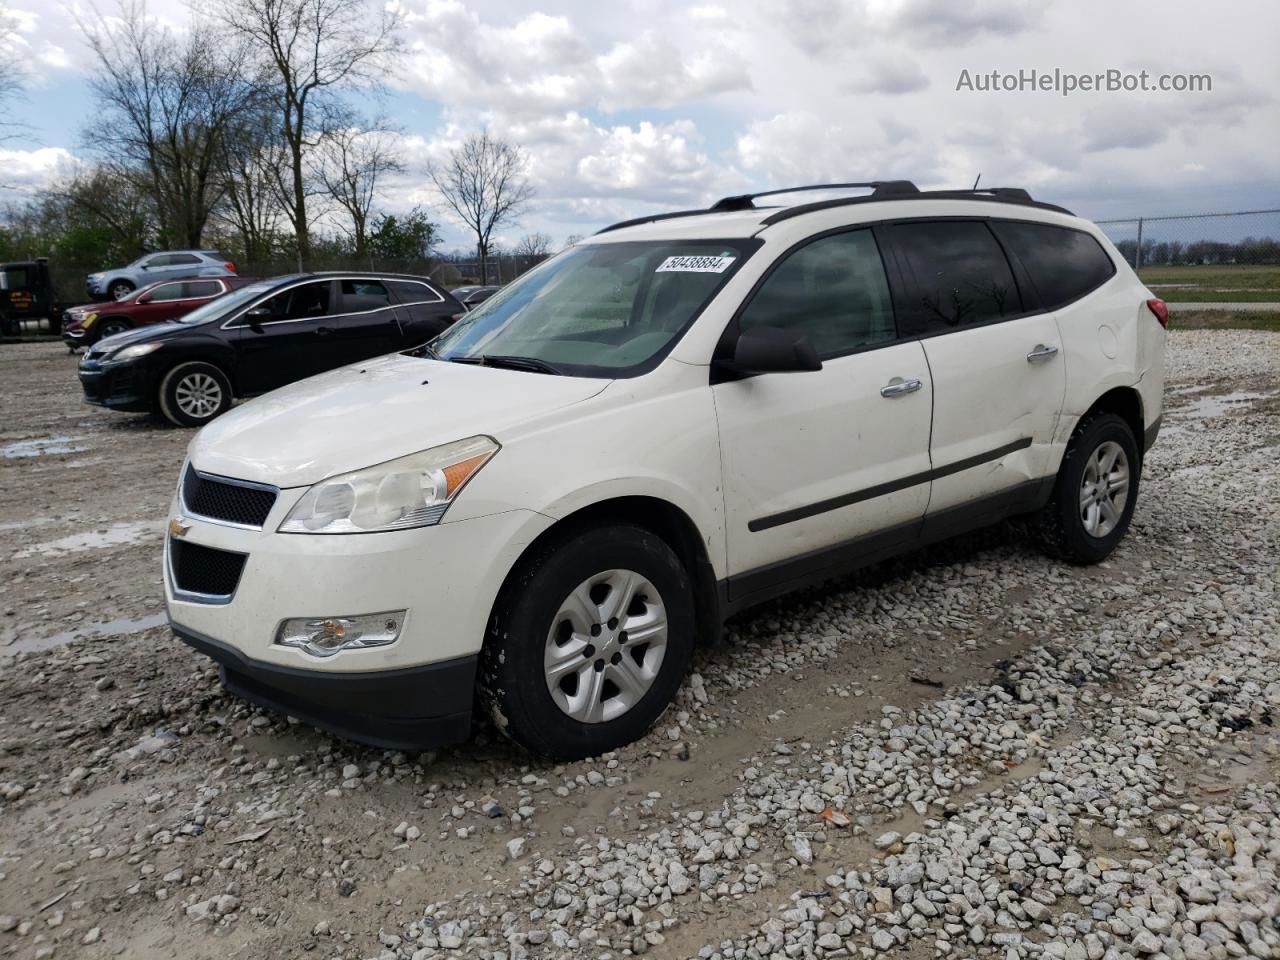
[331,278,404,362]
[386,278,461,346]
[883,219,1065,518]
[230,279,339,394]
[713,228,934,597]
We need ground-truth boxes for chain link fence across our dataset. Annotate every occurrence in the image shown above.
[1095,210,1280,305]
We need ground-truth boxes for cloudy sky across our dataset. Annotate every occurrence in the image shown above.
[4,0,1278,250]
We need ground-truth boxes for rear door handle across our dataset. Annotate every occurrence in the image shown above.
[316,326,333,336]
[880,377,923,398]
[1026,343,1059,362]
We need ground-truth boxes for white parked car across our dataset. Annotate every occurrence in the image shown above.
[165,181,1168,760]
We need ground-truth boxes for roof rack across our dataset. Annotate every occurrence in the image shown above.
[595,181,1071,234]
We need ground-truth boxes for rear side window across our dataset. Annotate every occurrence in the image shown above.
[181,280,222,299]
[738,229,897,359]
[168,253,202,266]
[993,221,1116,310]
[387,280,443,305]
[148,283,187,302]
[340,279,392,312]
[892,221,1022,332]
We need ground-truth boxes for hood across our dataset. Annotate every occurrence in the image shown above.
[188,353,610,488]
[90,322,186,353]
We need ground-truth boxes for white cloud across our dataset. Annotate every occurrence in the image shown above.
[0,146,79,194]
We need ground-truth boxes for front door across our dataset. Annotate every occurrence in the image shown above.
[884,219,1066,515]
[231,279,340,394]
[712,228,934,598]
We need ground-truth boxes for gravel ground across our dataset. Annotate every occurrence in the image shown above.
[0,332,1277,960]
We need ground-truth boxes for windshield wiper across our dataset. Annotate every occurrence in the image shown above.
[448,354,562,375]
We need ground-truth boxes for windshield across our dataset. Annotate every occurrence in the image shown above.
[176,281,274,324]
[431,239,758,377]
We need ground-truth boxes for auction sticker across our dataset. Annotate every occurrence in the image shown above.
[656,255,736,274]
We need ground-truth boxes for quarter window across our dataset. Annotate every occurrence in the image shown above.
[992,221,1116,310]
[893,221,1023,332]
[737,229,897,359]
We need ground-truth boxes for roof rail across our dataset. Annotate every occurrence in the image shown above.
[709,180,919,212]
[758,186,1073,226]
[595,181,1071,235]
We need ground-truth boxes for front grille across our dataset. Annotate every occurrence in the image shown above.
[170,540,247,598]
[182,467,277,528]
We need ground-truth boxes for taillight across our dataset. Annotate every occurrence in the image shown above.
[1146,298,1169,329]
[224,262,237,273]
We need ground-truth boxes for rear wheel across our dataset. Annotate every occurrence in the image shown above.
[158,361,233,427]
[98,317,131,339]
[1036,411,1140,564]
[108,279,135,300]
[480,525,695,760]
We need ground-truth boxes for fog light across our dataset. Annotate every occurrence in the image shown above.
[275,611,405,658]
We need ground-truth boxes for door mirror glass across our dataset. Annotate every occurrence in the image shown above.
[137,292,153,304]
[729,326,822,374]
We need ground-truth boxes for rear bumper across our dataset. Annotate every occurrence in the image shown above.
[173,623,477,751]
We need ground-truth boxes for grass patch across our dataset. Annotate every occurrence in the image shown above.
[1171,309,1280,332]
[1140,264,1280,303]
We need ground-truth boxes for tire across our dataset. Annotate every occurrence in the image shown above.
[480,525,696,760]
[107,279,135,301]
[157,361,233,427]
[1036,411,1140,564]
[98,317,131,339]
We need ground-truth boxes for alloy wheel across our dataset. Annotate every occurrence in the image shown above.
[174,373,223,420]
[1079,440,1130,538]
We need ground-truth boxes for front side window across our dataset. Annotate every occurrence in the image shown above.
[893,221,1023,332]
[259,281,332,321]
[1,266,29,289]
[180,280,276,324]
[142,255,172,268]
[737,229,897,359]
[432,240,757,377]
[992,221,1116,310]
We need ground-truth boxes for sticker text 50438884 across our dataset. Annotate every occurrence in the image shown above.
[656,255,736,274]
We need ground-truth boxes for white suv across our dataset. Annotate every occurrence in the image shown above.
[165,182,1167,760]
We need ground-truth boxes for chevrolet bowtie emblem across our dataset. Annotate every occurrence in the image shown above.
[169,517,191,538]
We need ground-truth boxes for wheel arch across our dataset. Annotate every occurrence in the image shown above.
[488,495,724,650]
[1082,385,1144,451]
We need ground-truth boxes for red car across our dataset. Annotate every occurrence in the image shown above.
[62,276,258,348]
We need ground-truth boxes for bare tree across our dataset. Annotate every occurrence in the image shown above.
[429,131,535,285]
[513,232,552,259]
[563,233,585,248]
[214,108,288,263]
[313,119,404,260]
[213,0,403,266]
[81,1,260,247]
[0,2,24,140]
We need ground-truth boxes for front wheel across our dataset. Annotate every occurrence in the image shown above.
[480,525,696,760]
[157,361,233,427]
[98,318,131,339]
[108,279,135,301]
[1036,411,1140,564]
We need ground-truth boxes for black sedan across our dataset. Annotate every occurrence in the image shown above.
[451,285,503,310]
[78,273,465,427]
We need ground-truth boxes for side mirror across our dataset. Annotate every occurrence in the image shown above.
[723,326,822,375]
[137,293,152,304]
[243,306,273,331]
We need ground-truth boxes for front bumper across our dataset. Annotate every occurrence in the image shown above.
[174,623,477,750]
[78,361,150,410]
[165,493,554,749]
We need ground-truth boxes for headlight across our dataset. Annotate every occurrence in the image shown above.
[107,341,161,362]
[279,436,499,534]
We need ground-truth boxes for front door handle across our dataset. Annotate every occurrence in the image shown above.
[880,377,923,398]
[316,325,333,336]
[1026,343,1059,362]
